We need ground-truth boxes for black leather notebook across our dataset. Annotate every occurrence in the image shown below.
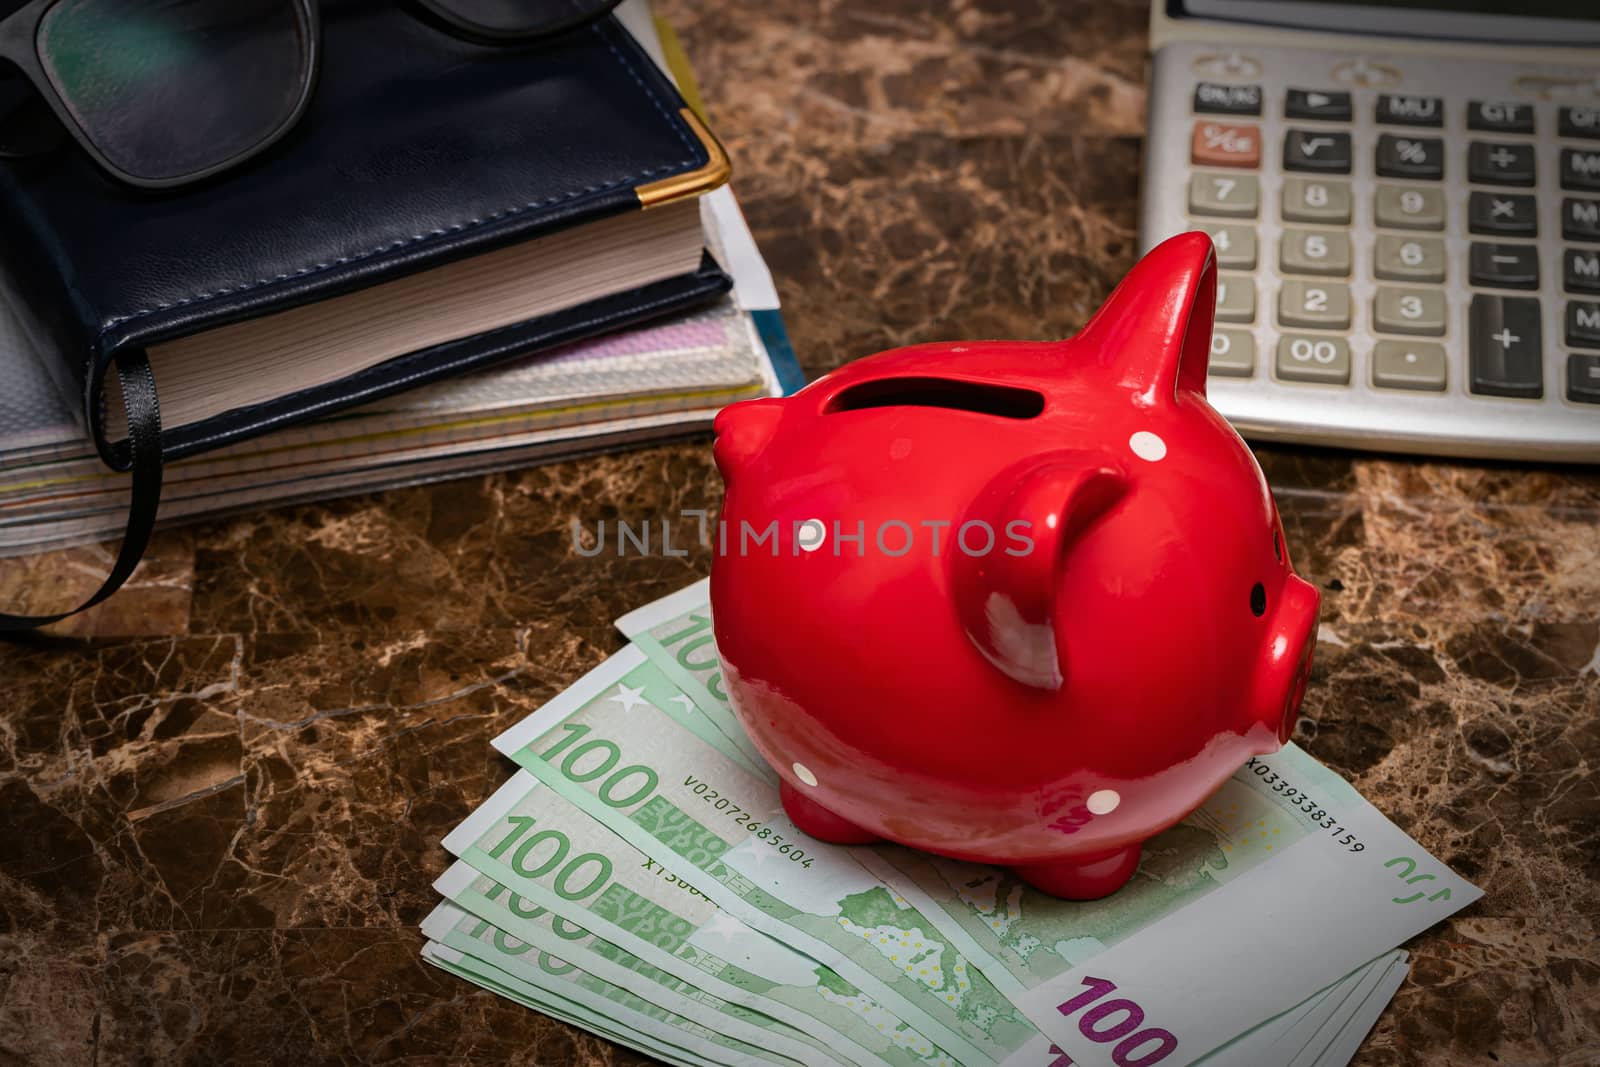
[0,0,732,472]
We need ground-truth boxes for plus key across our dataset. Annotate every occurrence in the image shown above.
[1469,294,1543,398]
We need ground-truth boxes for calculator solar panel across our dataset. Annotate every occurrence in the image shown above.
[1140,43,1600,461]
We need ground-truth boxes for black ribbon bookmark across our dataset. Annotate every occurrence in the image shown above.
[0,352,163,632]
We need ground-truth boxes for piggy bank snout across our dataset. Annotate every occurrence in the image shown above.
[1254,574,1320,744]
[712,398,786,477]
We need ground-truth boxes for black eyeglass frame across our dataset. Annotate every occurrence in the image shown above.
[0,0,627,191]
[0,0,322,190]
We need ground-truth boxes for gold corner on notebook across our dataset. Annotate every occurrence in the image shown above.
[635,110,731,208]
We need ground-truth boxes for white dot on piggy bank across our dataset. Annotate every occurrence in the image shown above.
[1087,789,1121,815]
[797,519,826,552]
[792,762,819,787]
[1128,431,1167,462]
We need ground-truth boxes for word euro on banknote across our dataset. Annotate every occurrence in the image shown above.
[616,583,1481,1067]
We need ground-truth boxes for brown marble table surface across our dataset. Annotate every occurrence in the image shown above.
[2,2,1597,1064]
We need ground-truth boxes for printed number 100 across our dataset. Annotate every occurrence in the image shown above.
[1052,977,1178,1066]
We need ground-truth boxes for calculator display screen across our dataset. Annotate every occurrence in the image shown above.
[1179,0,1600,42]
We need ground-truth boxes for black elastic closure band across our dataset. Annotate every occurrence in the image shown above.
[0,352,163,632]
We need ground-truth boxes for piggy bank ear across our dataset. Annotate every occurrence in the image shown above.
[713,398,786,477]
[1071,231,1216,406]
[951,454,1130,690]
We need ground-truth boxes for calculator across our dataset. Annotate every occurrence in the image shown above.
[1142,1,1600,462]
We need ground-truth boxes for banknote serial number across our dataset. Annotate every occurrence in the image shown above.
[639,857,712,903]
[1244,757,1366,852]
[683,775,814,868]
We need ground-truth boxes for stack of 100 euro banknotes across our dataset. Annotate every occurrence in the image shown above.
[422,580,1480,1067]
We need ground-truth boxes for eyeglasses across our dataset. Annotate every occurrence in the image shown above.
[0,0,622,190]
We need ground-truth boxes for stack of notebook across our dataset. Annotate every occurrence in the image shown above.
[0,1,800,559]
[0,187,798,555]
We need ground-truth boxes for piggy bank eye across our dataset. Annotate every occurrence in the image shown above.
[1250,582,1267,617]
[1273,531,1282,563]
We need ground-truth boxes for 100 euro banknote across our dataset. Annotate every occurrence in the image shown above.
[439,768,968,1067]
[436,770,1400,1067]
[424,901,819,1067]
[490,647,1042,1065]
[422,936,741,1067]
[614,584,1480,1067]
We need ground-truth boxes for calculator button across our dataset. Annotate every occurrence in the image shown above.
[1468,142,1536,187]
[1276,334,1351,384]
[1376,135,1444,181]
[1468,192,1537,237]
[1564,198,1600,242]
[1469,243,1540,290]
[1469,294,1543,398]
[1565,300,1600,348]
[1374,235,1445,282]
[1282,178,1352,224]
[1373,286,1446,336]
[1372,341,1448,392]
[1285,88,1351,122]
[1565,248,1600,293]
[1558,106,1600,141]
[1375,184,1444,230]
[1569,354,1600,403]
[1376,94,1443,127]
[1189,172,1259,217]
[1194,82,1262,115]
[1281,228,1352,276]
[1192,122,1261,168]
[1278,280,1351,329]
[1560,148,1600,191]
[1190,222,1257,269]
[1214,274,1257,323]
[1209,329,1255,377]
[1283,129,1352,174]
[1468,101,1534,134]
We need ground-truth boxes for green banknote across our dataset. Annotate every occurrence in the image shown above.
[491,647,1040,1066]
[1281,950,1405,1067]
[423,944,701,1066]
[991,948,1400,1067]
[422,933,747,1067]
[852,746,1473,1067]
[439,770,961,1067]
[619,585,1480,1067]
[615,577,771,778]
[430,866,844,1066]
[1310,953,1410,1067]
[424,901,815,1067]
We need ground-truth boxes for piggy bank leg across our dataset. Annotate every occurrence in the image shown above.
[1010,844,1142,900]
[780,780,882,845]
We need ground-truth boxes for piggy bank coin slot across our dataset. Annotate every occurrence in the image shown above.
[825,376,1045,419]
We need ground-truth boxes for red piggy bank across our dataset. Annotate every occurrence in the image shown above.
[709,232,1320,900]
